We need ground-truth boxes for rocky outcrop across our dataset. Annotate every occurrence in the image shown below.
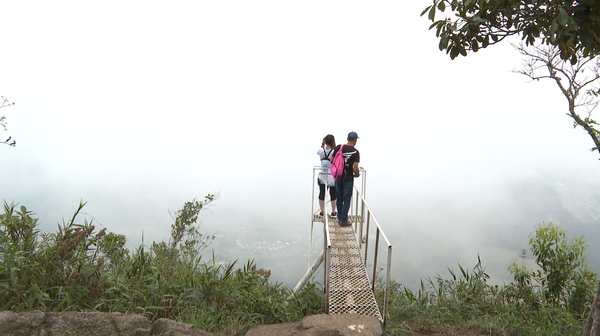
[0,311,386,336]
[0,310,212,336]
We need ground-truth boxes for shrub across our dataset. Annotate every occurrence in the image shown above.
[509,222,598,315]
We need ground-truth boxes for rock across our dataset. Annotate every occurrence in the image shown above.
[0,310,212,336]
[244,314,385,336]
[150,318,213,336]
[0,311,386,336]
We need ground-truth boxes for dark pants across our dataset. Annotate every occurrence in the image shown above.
[335,180,353,223]
[318,180,337,201]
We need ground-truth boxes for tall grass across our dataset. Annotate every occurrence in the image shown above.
[377,254,594,336]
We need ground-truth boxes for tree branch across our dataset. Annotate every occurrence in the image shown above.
[515,43,600,154]
[0,96,16,147]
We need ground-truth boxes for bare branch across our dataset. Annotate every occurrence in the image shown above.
[0,96,16,147]
[514,43,600,154]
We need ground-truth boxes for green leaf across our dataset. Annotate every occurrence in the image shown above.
[450,46,460,59]
[560,47,569,60]
[420,5,432,17]
[558,7,569,26]
[439,35,449,50]
[580,30,592,47]
[437,1,445,11]
[472,17,487,26]
[549,20,559,39]
[428,6,436,21]
[436,22,444,36]
[566,33,577,49]
[526,35,535,45]
[429,20,441,30]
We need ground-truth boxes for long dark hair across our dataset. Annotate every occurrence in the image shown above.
[324,134,336,148]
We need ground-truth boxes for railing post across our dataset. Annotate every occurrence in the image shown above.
[325,245,331,313]
[310,167,317,269]
[383,246,392,327]
[361,167,367,199]
[354,187,360,239]
[355,187,359,219]
[360,198,365,246]
[372,228,380,292]
[324,220,329,313]
[364,211,370,266]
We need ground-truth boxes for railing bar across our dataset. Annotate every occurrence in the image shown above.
[355,187,359,220]
[360,167,366,238]
[310,166,317,268]
[372,227,380,292]
[324,224,331,312]
[364,211,370,267]
[361,167,366,199]
[360,197,365,247]
[383,246,392,327]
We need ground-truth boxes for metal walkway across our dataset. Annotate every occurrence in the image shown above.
[319,214,383,321]
[307,167,392,326]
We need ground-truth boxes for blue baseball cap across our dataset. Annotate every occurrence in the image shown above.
[348,131,359,140]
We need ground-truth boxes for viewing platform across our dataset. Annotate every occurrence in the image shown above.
[296,167,392,325]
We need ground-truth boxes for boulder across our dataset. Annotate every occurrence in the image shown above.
[244,313,386,336]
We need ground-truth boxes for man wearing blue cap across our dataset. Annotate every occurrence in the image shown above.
[330,131,360,226]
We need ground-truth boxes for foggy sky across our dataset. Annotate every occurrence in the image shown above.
[1,1,600,287]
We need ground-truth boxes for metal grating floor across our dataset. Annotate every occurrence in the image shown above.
[324,216,383,322]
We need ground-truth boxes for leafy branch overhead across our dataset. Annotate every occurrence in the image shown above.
[0,96,16,147]
[422,0,600,62]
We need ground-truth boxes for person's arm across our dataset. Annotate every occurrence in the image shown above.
[353,162,360,177]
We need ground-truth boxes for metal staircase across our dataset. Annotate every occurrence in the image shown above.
[325,215,382,320]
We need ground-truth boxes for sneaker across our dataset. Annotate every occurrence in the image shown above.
[330,212,337,218]
[339,221,352,227]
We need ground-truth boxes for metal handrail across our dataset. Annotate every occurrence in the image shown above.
[351,181,393,325]
[310,166,333,312]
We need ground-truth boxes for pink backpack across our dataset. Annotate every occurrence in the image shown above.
[330,145,345,181]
